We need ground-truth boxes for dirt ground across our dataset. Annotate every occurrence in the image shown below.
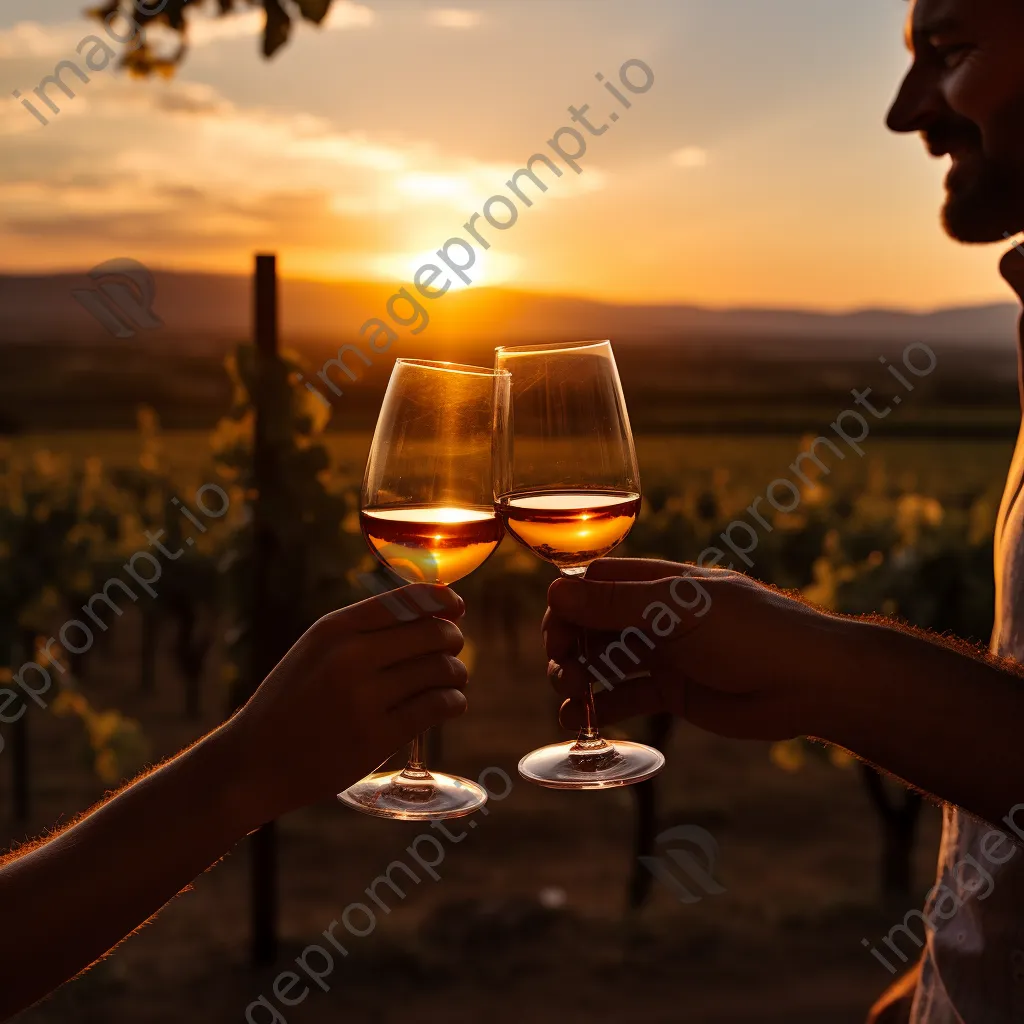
[0,602,943,1024]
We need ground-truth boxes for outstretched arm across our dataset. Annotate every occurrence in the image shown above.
[818,609,1024,830]
[0,584,469,1021]
[0,724,255,1019]
[544,559,1024,832]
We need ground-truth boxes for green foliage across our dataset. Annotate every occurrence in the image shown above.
[630,449,997,643]
[0,444,150,783]
[5,357,1006,789]
[0,446,124,655]
[52,688,150,784]
[1,344,368,788]
[211,344,365,708]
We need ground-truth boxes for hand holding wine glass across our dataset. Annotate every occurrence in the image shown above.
[339,359,511,820]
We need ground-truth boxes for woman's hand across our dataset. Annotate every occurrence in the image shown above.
[0,584,471,1020]
[228,583,469,826]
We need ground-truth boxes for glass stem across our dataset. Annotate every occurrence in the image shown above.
[400,566,441,783]
[579,629,602,744]
[401,732,431,780]
[562,568,611,755]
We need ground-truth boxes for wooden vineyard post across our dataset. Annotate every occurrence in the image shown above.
[11,630,35,822]
[248,252,281,966]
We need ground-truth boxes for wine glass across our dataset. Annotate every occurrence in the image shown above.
[338,358,511,820]
[493,340,665,789]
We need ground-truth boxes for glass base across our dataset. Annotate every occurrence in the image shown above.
[518,737,666,790]
[338,768,488,821]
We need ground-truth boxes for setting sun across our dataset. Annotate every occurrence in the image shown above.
[373,246,518,291]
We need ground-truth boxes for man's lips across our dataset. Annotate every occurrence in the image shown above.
[924,129,981,159]
[929,142,975,159]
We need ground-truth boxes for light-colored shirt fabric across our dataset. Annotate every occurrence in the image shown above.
[911,380,1024,1022]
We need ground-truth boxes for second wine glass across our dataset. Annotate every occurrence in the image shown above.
[493,340,666,789]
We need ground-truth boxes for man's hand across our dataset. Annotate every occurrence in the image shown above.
[544,557,1024,830]
[543,558,842,743]
[227,583,469,827]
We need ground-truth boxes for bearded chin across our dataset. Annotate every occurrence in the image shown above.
[942,162,1024,243]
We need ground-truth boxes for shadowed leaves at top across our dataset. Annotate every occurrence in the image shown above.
[88,0,344,74]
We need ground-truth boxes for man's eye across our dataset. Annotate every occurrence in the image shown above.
[935,44,972,70]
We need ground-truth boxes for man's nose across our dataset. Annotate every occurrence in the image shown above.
[887,64,945,134]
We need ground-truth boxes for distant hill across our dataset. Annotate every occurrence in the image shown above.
[1,268,1020,434]
[0,269,1019,351]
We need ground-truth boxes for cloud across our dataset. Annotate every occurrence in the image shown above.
[427,9,482,29]
[0,20,85,60]
[323,3,376,30]
[0,73,564,276]
[182,8,264,45]
[670,146,709,169]
[4,188,389,251]
[0,95,53,137]
[150,83,228,116]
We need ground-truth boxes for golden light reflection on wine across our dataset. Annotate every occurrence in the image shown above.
[495,490,640,573]
[362,505,504,585]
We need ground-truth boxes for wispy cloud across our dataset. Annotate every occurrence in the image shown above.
[670,146,708,169]
[0,74,574,278]
[427,9,483,29]
[323,3,376,30]
[0,20,89,59]
[182,8,265,45]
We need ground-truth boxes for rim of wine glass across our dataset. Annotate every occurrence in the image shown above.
[494,339,612,355]
[395,358,510,377]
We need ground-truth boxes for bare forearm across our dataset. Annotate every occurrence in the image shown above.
[0,723,259,1020]
[816,617,1024,828]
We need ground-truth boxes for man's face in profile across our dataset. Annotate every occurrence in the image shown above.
[888,0,1024,242]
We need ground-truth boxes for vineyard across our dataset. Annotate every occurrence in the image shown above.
[1,345,1015,1022]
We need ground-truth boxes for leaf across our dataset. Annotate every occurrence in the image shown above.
[770,739,806,774]
[94,748,120,785]
[263,0,292,57]
[85,2,120,20]
[294,0,333,23]
[828,748,856,770]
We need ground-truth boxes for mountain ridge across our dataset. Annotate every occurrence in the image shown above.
[0,270,1019,348]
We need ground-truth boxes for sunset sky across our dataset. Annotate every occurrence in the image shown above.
[0,0,1019,312]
